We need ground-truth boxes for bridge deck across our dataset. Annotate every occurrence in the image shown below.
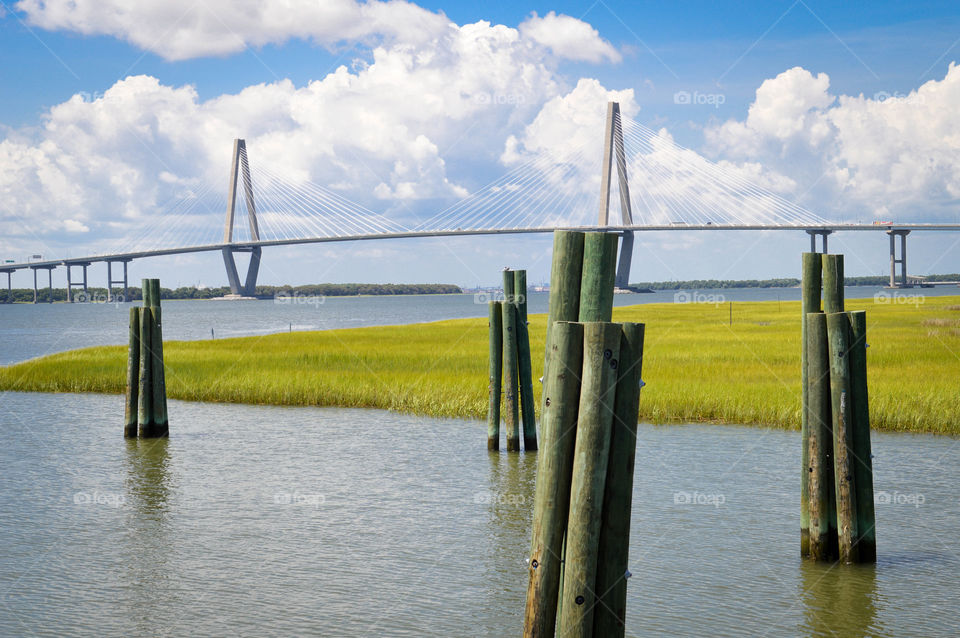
[7,223,960,271]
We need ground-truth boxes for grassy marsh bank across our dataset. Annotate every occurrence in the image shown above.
[2,296,959,434]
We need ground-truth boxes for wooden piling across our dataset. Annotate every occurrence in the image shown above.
[502,276,521,452]
[124,307,141,438]
[847,311,876,562]
[488,301,503,450]
[800,252,822,556]
[513,270,537,450]
[558,322,622,638]
[822,254,844,314]
[578,233,619,322]
[147,307,169,437]
[826,311,858,563]
[137,306,154,434]
[514,269,529,325]
[593,322,645,637]
[544,231,585,380]
[805,312,836,560]
[524,322,585,638]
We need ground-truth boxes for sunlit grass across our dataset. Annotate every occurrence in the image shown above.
[3,295,960,433]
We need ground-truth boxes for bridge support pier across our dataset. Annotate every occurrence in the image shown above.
[1,269,12,303]
[31,265,55,303]
[599,102,637,289]
[66,262,91,302]
[806,229,832,254]
[221,139,262,296]
[615,230,634,289]
[107,259,132,302]
[222,246,261,297]
[887,229,910,288]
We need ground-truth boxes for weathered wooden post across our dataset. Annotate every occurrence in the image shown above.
[800,252,822,556]
[148,313,169,436]
[593,322,645,637]
[558,322,622,638]
[127,279,170,438]
[524,321,585,638]
[826,312,858,563]
[847,311,876,562]
[488,301,503,450]
[822,254,844,314]
[137,302,154,433]
[805,311,836,560]
[514,269,537,451]
[543,231,585,382]
[124,307,141,438]
[502,272,521,452]
[578,233,619,322]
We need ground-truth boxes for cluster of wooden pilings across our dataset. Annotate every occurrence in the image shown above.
[124,279,169,438]
[488,269,537,451]
[800,253,876,563]
[523,230,645,638]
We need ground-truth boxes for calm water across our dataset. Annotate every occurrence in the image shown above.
[2,290,960,636]
[2,285,956,365]
[1,393,958,637]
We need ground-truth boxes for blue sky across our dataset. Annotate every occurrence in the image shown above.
[2,0,960,288]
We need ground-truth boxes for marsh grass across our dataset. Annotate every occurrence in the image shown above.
[3,296,960,433]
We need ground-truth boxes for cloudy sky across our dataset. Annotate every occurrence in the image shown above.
[3,1,960,288]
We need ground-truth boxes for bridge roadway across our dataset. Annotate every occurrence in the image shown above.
[5,223,960,271]
[2,222,958,301]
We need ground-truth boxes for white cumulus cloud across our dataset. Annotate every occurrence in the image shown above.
[705,64,960,221]
[15,0,453,60]
[519,11,621,64]
[0,16,630,255]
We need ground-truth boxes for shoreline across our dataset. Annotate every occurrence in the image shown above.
[2,296,959,435]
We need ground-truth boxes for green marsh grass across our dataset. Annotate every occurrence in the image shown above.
[3,296,960,433]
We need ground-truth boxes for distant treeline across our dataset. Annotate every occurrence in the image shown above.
[633,274,960,290]
[0,283,462,303]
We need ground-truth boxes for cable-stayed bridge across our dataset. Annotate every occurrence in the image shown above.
[2,102,956,302]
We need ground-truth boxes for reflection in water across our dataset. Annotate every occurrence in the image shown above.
[124,438,173,518]
[800,560,882,637]
[481,450,537,633]
[122,438,176,635]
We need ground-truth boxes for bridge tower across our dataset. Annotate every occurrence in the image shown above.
[598,102,635,289]
[222,139,262,297]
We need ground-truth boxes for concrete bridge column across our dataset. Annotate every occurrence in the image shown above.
[66,262,92,302]
[806,229,832,254]
[1,269,12,303]
[107,258,132,301]
[221,138,262,296]
[31,266,55,303]
[888,229,910,288]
